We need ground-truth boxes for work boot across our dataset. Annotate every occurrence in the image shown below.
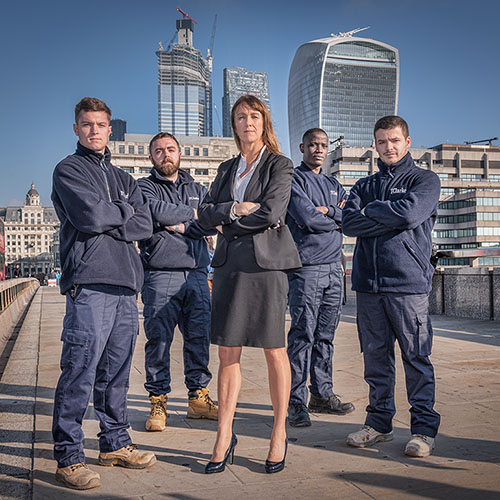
[55,463,101,490]
[405,434,435,457]
[98,444,156,469]
[145,394,167,431]
[346,425,394,448]
[288,402,311,427]
[308,393,355,415]
[187,388,218,420]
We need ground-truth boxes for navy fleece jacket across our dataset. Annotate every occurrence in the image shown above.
[138,168,216,270]
[52,142,153,294]
[286,163,347,265]
[342,152,440,294]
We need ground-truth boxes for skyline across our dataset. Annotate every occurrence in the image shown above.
[1,0,499,206]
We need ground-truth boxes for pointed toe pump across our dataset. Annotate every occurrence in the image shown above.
[205,433,237,474]
[265,440,288,474]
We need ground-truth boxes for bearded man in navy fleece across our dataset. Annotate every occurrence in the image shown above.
[342,116,441,458]
[51,97,155,490]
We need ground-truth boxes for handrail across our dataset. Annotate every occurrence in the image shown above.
[0,278,40,314]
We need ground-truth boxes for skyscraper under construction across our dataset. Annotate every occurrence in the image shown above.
[157,15,212,136]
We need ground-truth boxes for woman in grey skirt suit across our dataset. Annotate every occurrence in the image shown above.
[198,95,301,473]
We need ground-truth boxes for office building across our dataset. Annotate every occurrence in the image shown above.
[110,119,127,141]
[0,184,59,277]
[327,142,500,266]
[288,29,399,164]
[222,67,270,137]
[108,134,239,188]
[157,17,212,136]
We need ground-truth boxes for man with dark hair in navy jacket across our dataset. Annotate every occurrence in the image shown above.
[343,116,441,458]
[138,133,218,432]
[51,97,155,490]
[286,128,354,427]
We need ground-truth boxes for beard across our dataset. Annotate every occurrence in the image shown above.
[153,158,180,177]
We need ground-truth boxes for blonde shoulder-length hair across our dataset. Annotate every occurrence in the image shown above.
[231,95,281,155]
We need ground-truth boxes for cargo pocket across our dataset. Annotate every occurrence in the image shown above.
[60,328,89,369]
[416,315,432,356]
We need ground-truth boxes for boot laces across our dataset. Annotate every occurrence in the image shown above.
[124,444,137,453]
[151,399,165,417]
[203,393,217,409]
[69,463,88,472]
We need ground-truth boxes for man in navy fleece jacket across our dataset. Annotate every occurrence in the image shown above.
[51,98,155,490]
[342,116,441,458]
[286,128,354,428]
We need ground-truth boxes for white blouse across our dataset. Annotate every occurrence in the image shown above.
[233,146,266,202]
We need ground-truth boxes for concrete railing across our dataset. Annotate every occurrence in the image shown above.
[0,278,40,314]
[429,267,500,320]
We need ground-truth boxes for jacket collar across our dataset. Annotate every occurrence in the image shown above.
[75,141,111,164]
[297,161,322,174]
[150,167,194,185]
[377,152,414,177]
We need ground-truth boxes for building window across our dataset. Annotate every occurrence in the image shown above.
[195,168,208,176]
[119,145,125,154]
[140,167,151,174]
[203,148,208,156]
[122,167,134,174]
[138,146,144,155]
[185,147,191,156]
[194,148,200,156]
[128,145,135,154]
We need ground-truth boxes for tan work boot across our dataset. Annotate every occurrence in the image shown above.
[55,462,101,490]
[98,444,156,469]
[187,388,218,420]
[145,394,167,431]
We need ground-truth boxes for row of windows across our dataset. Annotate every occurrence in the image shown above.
[117,146,209,157]
[437,212,500,224]
[434,227,500,238]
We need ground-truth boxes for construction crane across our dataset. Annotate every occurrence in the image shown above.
[464,137,498,146]
[177,7,198,24]
[206,14,217,72]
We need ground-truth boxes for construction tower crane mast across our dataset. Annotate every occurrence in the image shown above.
[207,14,217,72]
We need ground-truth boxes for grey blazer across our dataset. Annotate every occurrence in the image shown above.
[198,150,301,271]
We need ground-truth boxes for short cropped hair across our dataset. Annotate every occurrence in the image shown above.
[149,132,180,154]
[302,128,328,144]
[74,97,111,123]
[374,116,409,138]
[231,95,281,154]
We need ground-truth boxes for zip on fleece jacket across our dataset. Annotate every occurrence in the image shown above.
[342,152,440,294]
[138,168,216,270]
[51,142,153,294]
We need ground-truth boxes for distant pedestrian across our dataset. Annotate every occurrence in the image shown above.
[138,132,218,432]
[343,115,441,457]
[51,97,155,490]
[286,128,354,428]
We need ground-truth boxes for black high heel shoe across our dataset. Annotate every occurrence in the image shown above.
[205,433,237,474]
[265,439,288,474]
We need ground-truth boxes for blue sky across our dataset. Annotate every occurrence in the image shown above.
[1,0,499,206]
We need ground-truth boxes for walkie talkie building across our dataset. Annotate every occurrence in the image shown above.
[288,29,399,164]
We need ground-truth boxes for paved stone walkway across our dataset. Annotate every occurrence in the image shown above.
[1,286,499,499]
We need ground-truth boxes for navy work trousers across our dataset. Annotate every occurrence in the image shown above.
[356,292,441,437]
[52,285,138,468]
[142,268,212,395]
[287,262,344,405]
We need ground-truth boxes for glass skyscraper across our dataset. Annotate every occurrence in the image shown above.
[222,67,271,137]
[288,32,399,164]
[157,18,212,136]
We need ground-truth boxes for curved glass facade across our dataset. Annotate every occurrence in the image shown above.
[288,36,399,164]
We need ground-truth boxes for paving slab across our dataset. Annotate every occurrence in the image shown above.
[1,288,500,499]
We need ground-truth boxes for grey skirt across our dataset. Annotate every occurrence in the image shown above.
[211,236,288,348]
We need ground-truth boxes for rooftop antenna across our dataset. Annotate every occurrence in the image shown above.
[331,26,370,38]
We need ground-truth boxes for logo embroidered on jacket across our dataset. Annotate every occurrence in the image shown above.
[189,196,199,201]
[120,190,129,199]
[390,187,407,194]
